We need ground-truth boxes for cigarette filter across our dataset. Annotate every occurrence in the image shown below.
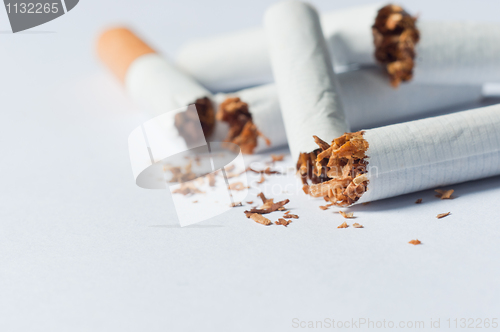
[177,3,500,91]
[264,1,349,162]
[97,27,270,154]
[305,104,500,206]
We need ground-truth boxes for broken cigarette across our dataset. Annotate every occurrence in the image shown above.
[216,69,483,154]
[176,3,500,90]
[176,3,383,91]
[303,104,500,206]
[264,1,349,162]
[97,27,268,154]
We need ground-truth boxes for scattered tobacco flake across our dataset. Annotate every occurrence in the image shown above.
[244,199,290,217]
[174,97,215,144]
[192,200,198,203]
[408,239,422,245]
[337,222,349,229]
[248,166,281,175]
[230,202,242,207]
[165,163,197,183]
[319,205,329,210]
[299,132,369,207]
[271,154,284,163]
[352,223,364,228]
[217,97,270,154]
[250,213,272,226]
[435,189,454,199]
[339,211,355,219]
[228,182,248,191]
[283,212,298,219]
[207,173,217,187]
[415,198,422,204]
[257,174,266,184]
[437,212,451,219]
[246,201,253,204]
[172,183,204,196]
[275,218,292,227]
[372,4,420,87]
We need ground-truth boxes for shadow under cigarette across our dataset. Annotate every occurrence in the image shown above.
[348,174,500,212]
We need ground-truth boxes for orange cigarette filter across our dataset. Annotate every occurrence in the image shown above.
[97,27,156,83]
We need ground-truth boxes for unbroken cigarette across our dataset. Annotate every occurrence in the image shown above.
[303,104,500,206]
[176,3,500,91]
[264,1,349,162]
[97,27,269,154]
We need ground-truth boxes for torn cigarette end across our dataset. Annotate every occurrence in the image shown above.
[174,97,215,143]
[298,131,369,207]
[217,97,270,154]
[250,213,272,226]
[408,239,422,245]
[372,4,420,87]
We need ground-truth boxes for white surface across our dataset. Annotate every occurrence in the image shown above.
[1,1,500,331]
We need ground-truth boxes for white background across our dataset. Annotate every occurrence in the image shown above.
[1,1,500,331]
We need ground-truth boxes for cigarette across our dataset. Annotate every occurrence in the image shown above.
[176,3,382,91]
[303,104,500,206]
[176,3,500,91]
[97,27,268,154]
[264,1,349,163]
[216,68,482,152]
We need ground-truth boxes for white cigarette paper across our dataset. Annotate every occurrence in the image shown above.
[126,53,212,117]
[217,69,483,152]
[177,4,500,91]
[356,104,500,204]
[177,3,381,91]
[264,1,349,161]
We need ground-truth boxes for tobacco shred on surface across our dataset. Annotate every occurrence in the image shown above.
[337,221,349,229]
[244,197,290,218]
[372,4,420,87]
[339,211,355,219]
[408,239,422,245]
[172,182,204,196]
[352,223,364,228]
[250,213,272,226]
[246,201,253,204]
[437,212,451,219]
[257,174,266,184]
[415,198,422,204]
[435,189,454,199]
[271,154,284,163]
[230,202,242,207]
[217,97,270,154]
[275,218,292,227]
[228,182,247,191]
[283,212,299,219]
[174,97,215,144]
[319,205,329,210]
[298,132,369,207]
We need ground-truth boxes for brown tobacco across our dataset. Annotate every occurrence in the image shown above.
[372,4,420,87]
[275,218,292,227]
[174,97,215,145]
[298,132,369,207]
[250,213,272,226]
[217,97,270,154]
[408,239,422,245]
